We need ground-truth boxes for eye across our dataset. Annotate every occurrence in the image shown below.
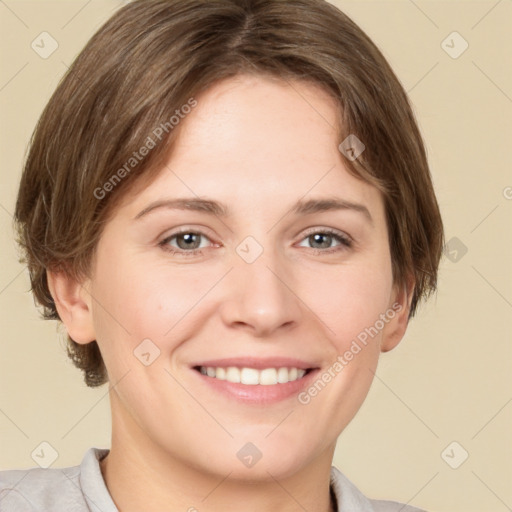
[297,229,352,253]
[159,230,212,255]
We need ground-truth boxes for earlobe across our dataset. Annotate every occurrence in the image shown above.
[380,277,415,353]
[47,270,96,344]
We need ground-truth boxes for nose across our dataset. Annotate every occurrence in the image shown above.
[218,247,302,338]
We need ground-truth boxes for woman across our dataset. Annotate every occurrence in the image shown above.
[1,1,443,510]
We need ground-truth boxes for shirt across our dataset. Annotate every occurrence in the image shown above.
[0,447,427,511]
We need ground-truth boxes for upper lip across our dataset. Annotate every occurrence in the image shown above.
[191,357,320,370]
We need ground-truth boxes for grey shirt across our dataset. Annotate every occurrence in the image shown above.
[0,447,426,511]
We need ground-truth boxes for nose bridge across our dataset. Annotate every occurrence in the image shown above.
[221,237,301,335]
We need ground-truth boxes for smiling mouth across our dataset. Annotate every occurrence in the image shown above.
[193,366,314,385]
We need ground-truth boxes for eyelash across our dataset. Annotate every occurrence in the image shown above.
[158,227,353,257]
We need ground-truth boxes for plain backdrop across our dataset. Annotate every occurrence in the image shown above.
[1,1,511,511]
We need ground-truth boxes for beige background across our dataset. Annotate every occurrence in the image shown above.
[1,1,511,511]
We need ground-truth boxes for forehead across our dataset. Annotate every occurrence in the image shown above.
[116,74,383,222]
[173,74,341,167]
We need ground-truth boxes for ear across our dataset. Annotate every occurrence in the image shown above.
[380,276,415,353]
[47,270,96,344]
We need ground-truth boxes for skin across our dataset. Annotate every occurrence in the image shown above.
[48,74,413,512]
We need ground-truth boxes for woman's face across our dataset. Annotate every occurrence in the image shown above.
[81,74,408,478]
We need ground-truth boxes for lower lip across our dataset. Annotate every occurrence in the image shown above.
[192,368,319,405]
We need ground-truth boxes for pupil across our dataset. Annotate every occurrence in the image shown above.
[177,233,200,250]
[311,233,331,249]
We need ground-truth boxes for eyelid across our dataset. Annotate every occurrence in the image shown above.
[299,226,352,243]
[159,225,216,243]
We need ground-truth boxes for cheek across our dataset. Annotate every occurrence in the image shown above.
[302,257,394,347]
[292,263,393,432]
[89,245,220,362]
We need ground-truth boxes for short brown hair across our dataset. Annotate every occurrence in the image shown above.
[14,0,444,387]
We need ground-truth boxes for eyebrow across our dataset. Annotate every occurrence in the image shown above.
[134,196,373,224]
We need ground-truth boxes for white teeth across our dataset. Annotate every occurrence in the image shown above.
[198,366,307,384]
[226,366,240,382]
[240,368,259,385]
[260,368,277,385]
[277,367,288,383]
